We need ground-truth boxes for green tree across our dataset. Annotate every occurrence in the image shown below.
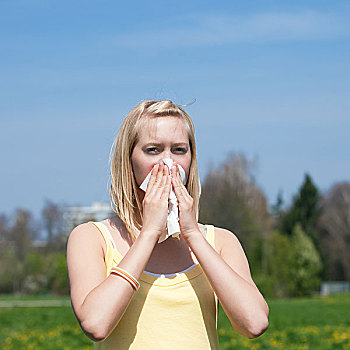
[282,174,320,236]
[0,214,10,245]
[289,224,322,296]
[11,209,36,293]
[268,231,294,296]
[271,191,284,230]
[0,248,18,293]
[22,252,49,294]
[253,231,294,297]
[51,252,69,294]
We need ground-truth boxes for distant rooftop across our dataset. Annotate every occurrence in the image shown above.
[64,202,113,231]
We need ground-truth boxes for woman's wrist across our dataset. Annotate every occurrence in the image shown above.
[182,227,203,246]
[138,228,162,244]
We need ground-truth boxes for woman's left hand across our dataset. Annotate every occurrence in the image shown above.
[171,165,201,242]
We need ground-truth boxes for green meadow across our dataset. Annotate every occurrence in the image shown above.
[0,293,349,349]
[218,293,350,349]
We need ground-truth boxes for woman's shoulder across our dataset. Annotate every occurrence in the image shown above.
[200,223,242,254]
[69,221,98,238]
[68,217,127,258]
[69,216,123,236]
[202,224,252,279]
[67,221,105,249]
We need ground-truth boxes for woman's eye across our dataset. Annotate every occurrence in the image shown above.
[172,148,188,154]
[145,147,159,154]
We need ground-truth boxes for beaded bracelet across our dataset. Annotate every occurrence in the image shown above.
[110,266,140,291]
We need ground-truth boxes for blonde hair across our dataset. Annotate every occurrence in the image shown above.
[110,100,201,241]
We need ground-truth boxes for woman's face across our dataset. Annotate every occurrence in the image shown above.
[131,116,192,187]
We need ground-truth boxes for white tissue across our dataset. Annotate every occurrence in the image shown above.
[140,158,186,243]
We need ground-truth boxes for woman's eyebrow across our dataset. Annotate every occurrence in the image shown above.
[142,142,163,147]
[143,142,189,147]
[172,142,189,147]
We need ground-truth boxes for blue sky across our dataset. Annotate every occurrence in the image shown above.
[1,0,349,219]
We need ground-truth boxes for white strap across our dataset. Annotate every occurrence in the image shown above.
[95,222,118,250]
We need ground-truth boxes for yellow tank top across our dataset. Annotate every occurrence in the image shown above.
[91,222,219,350]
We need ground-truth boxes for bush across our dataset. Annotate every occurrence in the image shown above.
[289,224,322,296]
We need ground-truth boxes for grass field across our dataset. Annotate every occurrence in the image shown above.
[0,293,349,349]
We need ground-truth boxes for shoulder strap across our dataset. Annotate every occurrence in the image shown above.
[89,222,124,275]
[90,221,117,249]
[204,225,217,252]
[89,222,123,261]
[90,221,113,248]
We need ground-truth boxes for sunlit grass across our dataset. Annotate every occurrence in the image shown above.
[0,302,92,350]
[218,324,350,349]
[0,293,349,349]
[218,293,350,350]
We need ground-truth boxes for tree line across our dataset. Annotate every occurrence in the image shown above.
[0,152,349,297]
[0,202,70,295]
[200,153,350,297]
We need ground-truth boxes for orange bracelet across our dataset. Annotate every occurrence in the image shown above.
[110,266,140,290]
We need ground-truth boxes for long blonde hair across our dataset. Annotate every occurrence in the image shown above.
[110,100,201,241]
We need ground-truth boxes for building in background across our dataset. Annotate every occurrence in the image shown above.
[320,281,350,296]
[64,202,113,232]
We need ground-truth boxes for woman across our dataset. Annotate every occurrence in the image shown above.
[67,100,269,349]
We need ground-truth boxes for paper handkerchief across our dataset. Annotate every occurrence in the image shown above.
[140,158,186,243]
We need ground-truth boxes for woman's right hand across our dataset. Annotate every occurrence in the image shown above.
[141,162,171,240]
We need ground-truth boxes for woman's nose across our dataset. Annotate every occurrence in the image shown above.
[162,150,172,160]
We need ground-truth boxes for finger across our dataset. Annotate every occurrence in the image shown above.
[171,165,177,177]
[146,163,160,191]
[147,162,164,197]
[149,162,166,199]
[171,166,179,187]
[160,171,172,200]
[153,162,164,186]
[177,165,183,184]
[172,172,184,199]
[177,166,189,193]
[175,166,185,190]
[157,163,169,191]
[173,167,193,202]
[171,166,180,185]
[159,164,169,192]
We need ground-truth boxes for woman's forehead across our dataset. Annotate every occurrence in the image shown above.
[137,116,189,142]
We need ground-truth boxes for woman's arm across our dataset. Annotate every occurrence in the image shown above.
[185,229,269,338]
[67,163,171,342]
[171,166,269,339]
[67,224,158,341]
